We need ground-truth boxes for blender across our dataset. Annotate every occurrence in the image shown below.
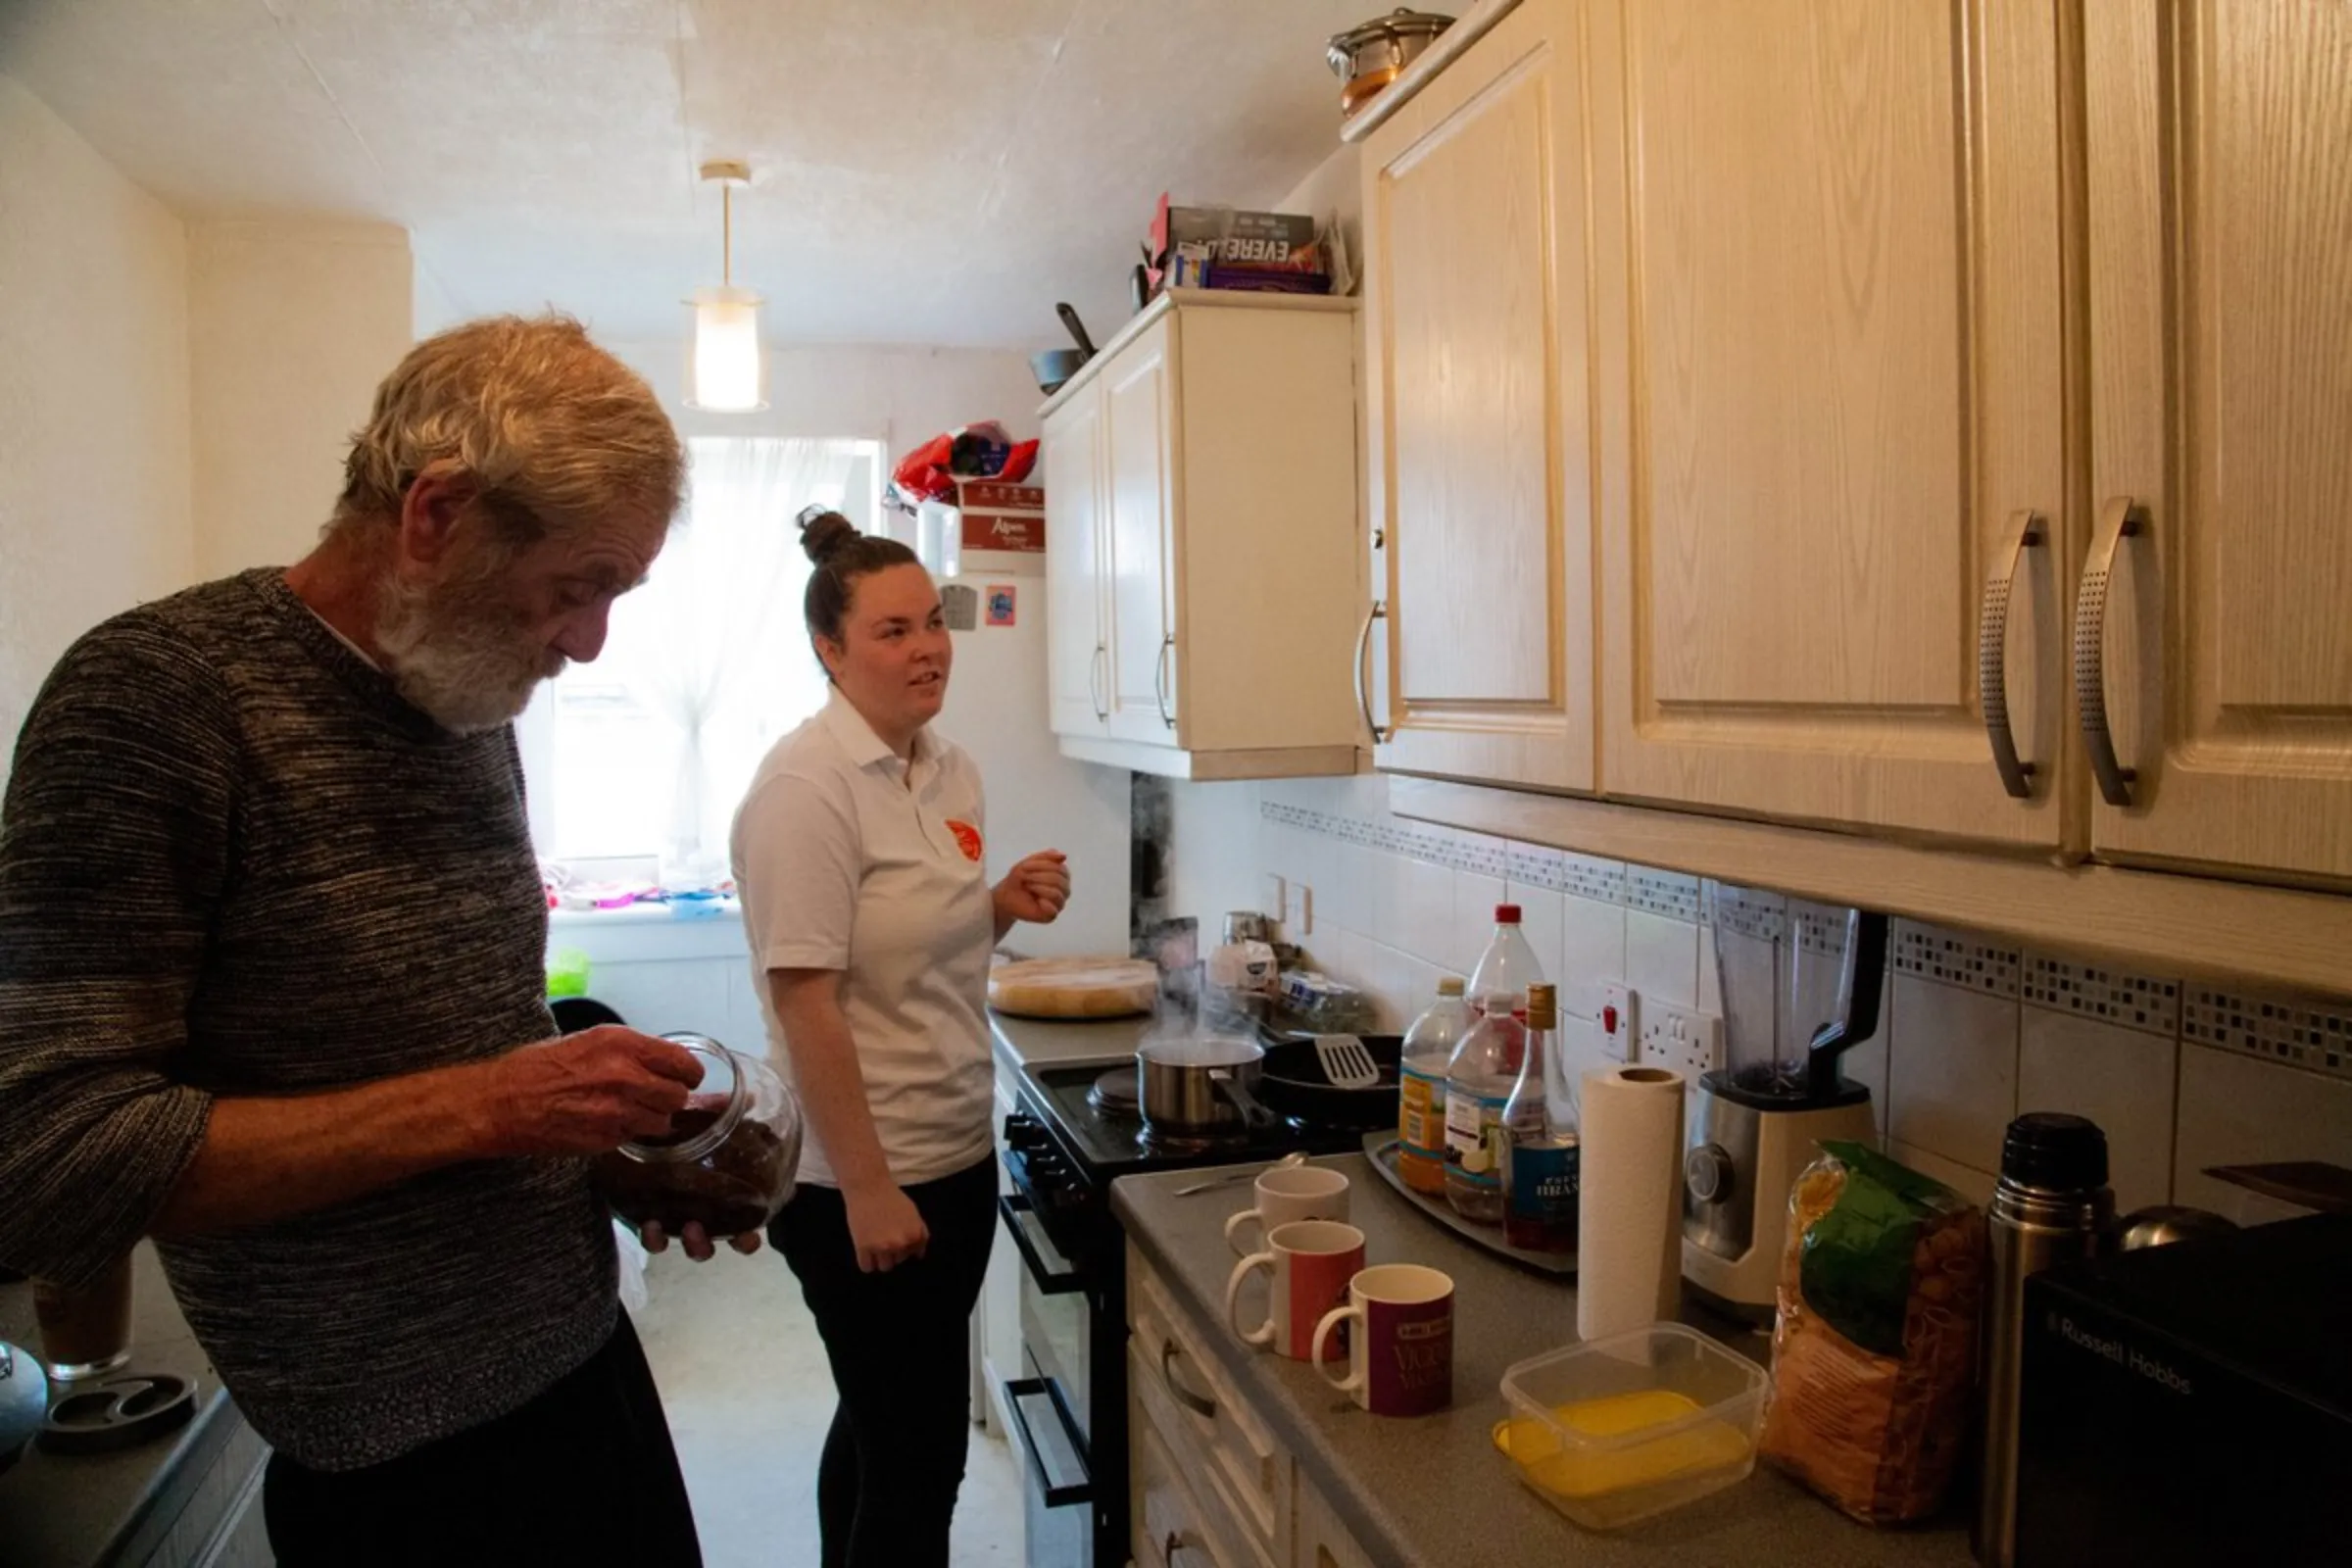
[1681,906,1887,1319]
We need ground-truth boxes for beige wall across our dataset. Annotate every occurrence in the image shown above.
[189,220,413,577]
[0,75,194,776]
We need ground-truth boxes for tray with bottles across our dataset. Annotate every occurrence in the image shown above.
[1362,1133,1578,1278]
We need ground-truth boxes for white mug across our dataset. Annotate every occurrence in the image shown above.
[1224,1220,1366,1360]
[1225,1165,1350,1255]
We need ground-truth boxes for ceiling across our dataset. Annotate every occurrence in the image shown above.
[0,0,1374,347]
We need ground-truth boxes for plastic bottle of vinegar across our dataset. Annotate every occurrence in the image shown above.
[1467,904,1544,1024]
[1443,1002,1524,1225]
[1396,977,1470,1195]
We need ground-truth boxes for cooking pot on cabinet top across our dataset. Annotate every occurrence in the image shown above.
[1327,8,1455,118]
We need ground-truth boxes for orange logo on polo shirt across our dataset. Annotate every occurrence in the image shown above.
[947,820,984,862]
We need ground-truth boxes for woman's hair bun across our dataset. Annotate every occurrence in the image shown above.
[797,505,860,566]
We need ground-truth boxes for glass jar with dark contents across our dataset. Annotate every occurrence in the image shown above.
[593,1034,802,1237]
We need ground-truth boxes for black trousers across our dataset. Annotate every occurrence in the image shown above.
[264,1312,700,1567]
[769,1156,1000,1568]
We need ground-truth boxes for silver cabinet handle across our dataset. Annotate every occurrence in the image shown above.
[2074,497,2149,808]
[1153,634,1175,729]
[1159,1339,1217,1420]
[1353,600,1391,744]
[1089,644,1108,722]
[1980,510,2044,800]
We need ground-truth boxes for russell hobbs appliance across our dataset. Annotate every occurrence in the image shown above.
[2015,1212,2352,1566]
[1681,909,1887,1319]
[997,1052,1368,1568]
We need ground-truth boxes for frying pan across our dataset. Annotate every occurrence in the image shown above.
[1253,1033,1403,1131]
[1030,301,1101,395]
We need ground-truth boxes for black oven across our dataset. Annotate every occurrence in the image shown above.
[996,1054,1377,1568]
[998,1176,1101,1568]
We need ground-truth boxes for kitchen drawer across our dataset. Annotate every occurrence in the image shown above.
[1130,1344,1278,1568]
[1127,1249,1290,1551]
[1133,1408,1245,1568]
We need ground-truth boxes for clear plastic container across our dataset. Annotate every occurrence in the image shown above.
[1493,1324,1767,1530]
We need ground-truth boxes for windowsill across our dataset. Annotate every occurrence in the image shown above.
[547,899,747,966]
[549,898,742,927]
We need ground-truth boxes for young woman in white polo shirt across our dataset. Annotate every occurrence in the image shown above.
[731,509,1070,1568]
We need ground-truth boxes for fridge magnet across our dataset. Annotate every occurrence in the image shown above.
[985,584,1017,626]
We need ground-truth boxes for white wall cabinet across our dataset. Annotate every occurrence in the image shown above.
[1042,290,1364,782]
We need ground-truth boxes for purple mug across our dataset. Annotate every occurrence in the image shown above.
[1310,1263,1453,1417]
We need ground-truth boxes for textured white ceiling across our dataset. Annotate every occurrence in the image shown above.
[0,0,1379,347]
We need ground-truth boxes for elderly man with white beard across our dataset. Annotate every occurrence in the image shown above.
[0,316,723,1566]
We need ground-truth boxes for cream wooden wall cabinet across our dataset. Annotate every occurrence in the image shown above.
[1357,0,1596,795]
[1351,0,2352,985]
[1041,290,1364,782]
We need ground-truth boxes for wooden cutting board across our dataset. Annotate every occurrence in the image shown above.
[988,957,1159,1020]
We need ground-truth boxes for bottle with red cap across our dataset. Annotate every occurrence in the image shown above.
[1466,903,1544,1026]
[1442,905,1547,1225]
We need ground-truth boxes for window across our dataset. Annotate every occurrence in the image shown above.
[522,436,882,876]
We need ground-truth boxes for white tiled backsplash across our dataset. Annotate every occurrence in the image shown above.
[1164,776,2352,1223]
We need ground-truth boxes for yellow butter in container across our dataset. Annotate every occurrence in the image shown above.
[1494,1325,1767,1530]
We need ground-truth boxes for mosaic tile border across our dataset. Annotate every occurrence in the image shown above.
[2183,987,2352,1081]
[2022,954,2180,1037]
[1261,802,1637,909]
[1894,920,2023,1000]
[1706,884,1787,945]
[1627,867,1702,922]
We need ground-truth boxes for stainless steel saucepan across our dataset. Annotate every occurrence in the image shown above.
[1136,1030,1268,1134]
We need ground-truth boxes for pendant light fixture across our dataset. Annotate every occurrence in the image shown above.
[685,159,765,412]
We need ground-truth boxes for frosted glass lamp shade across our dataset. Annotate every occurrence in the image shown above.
[687,286,765,412]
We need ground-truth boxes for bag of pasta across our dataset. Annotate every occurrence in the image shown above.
[1758,1141,1986,1525]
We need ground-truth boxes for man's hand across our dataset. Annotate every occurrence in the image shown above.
[993,850,1070,928]
[477,1027,704,1157]
[641,1220,762,1262]
[844,1181,929,1273]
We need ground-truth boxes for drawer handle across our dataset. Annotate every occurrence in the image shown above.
[1090,644,1109,722]
[1154,633,1176,728]
[1979,509,2044,800]
[1160,1339,1217,1420]
[1353,600,1391,744]
[2073,497,2148,808]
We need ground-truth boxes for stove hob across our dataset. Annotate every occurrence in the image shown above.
[1021,1056,1368,1177]
[1086,1067,1139,1119]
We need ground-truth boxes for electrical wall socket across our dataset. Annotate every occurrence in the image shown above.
[1599,983,1637,1062]
[1637,1001,1724,1086]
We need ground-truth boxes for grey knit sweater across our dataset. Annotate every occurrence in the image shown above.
[0,568,615,1470]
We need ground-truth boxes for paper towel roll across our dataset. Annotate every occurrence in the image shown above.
[1576,1065,1687,1342]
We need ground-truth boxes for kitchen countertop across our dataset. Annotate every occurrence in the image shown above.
[0,1247,255,1567]
[1113,1154,1977,1568]
[987,1008,1156,1074]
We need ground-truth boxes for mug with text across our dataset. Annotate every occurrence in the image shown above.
[1224,1165,1350,1255]
[1310,1263,1454,1417]
[1224,1220,1367,1361]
